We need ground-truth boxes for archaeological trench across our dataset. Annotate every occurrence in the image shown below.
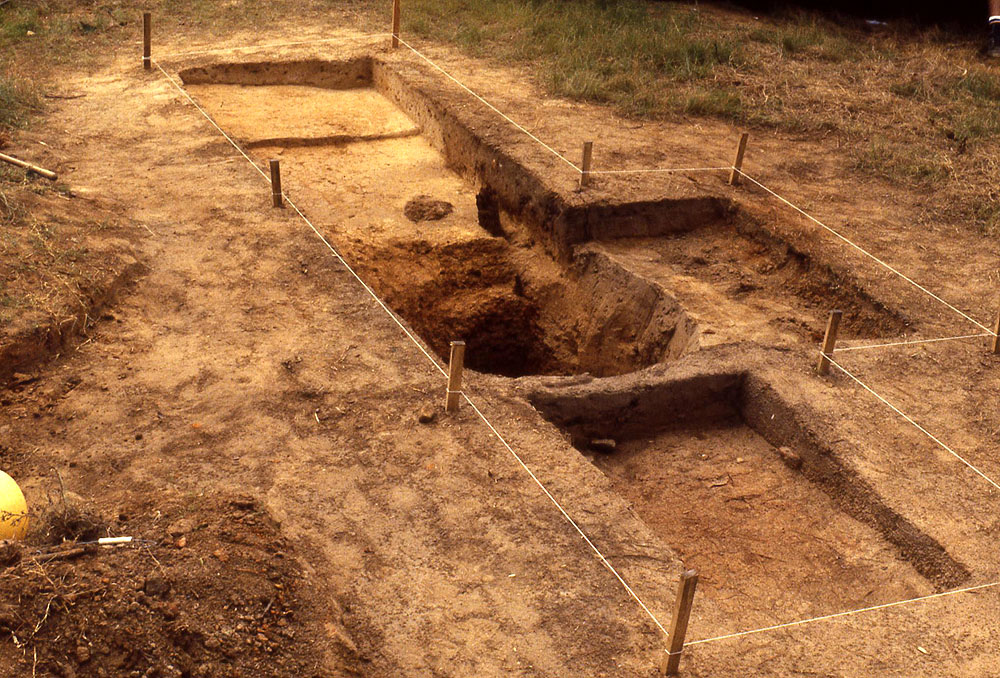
[167,49,974,655]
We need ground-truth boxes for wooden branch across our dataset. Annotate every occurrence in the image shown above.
[0,152,57,180]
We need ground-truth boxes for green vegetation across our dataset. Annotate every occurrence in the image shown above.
[0,69,38,131]
[401,0,1000,230]
[852,142,950,186]
[0,5,41,41]
[401,1,885,125]
[404,0,743,121]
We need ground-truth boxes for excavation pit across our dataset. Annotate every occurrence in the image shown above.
[179,60,701,377]
[529,367,969,627]
[177,56,916,379]
[591,213,910,349]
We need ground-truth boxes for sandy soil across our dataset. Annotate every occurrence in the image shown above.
[3,13,1000,678]
[593,417,931,630]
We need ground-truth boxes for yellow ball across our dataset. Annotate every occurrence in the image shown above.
[0,470,28,541]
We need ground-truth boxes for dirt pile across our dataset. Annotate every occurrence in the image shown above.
[0,494,360,678]
[403,195,453,222]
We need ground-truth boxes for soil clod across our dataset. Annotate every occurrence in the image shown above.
[404,195,453,222]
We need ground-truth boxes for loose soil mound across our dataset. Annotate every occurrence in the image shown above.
[0,493,360,678]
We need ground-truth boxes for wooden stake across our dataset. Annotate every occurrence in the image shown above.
[992,308,1000,355]
[269,159,283,208]
[446,341,465,412]
[816,309,843,375]
[579,141,593,189]
[660,569,698,676]
[0,152,57,180]
[391,0,401,48]
[728,132,749,186]
[143,12,151,70]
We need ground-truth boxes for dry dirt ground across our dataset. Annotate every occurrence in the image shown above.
[3,7,1000,678]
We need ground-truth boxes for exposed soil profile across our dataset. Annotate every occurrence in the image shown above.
[594,417,933,627]
[528,365,970,627]
[5,16,1000,678]
[182,74,701,377]
[179,58,912,379]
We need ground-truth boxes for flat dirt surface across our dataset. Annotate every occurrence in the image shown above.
[4,9,1000,678]
[593,417,932,630]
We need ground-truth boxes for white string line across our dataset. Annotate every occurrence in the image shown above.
[733,168,995,336]
[685,580,1000,647]
[153,59,447,378]
[834,332,991,353]
[393,36,583,174]
[156,33,391,60]
[588,166,730,175]
[825,353,1000,492]
[396,37,733,179]
[151,27,1000,656]
[153,59,672,640]
[461,393,671,638]
[152,61,269,181]
[158,30,729,180]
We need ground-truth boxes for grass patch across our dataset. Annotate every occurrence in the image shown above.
[889,79,930,100]
[853,142,950,185]
[401,0,887,127]
[404,0,742,121]
[953,70,1000,102]
[0,6,41,42]
[0,69,38,130]
[749,14,858,62]
[682,89,743,118]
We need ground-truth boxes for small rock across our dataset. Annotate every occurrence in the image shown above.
[776,446,803,470]
[588,439,617,453]
[175,536,187,549]
[736,457,745,463]
[417,409,436,425]
[213,549,229,563]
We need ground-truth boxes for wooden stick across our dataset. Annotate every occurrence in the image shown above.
[817,309,843,375]
[992,308,1000,355]
[660,569,698,675]
[391,0,401,48]
[0,152,57,180]
[728,132,749,186]
[446,341,465,412]
[143,12,151,70]
[35,546,90,563]
[269,159,283,208]
[579,141,593,189]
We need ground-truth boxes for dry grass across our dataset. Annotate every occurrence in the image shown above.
[399,0,1000,232]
